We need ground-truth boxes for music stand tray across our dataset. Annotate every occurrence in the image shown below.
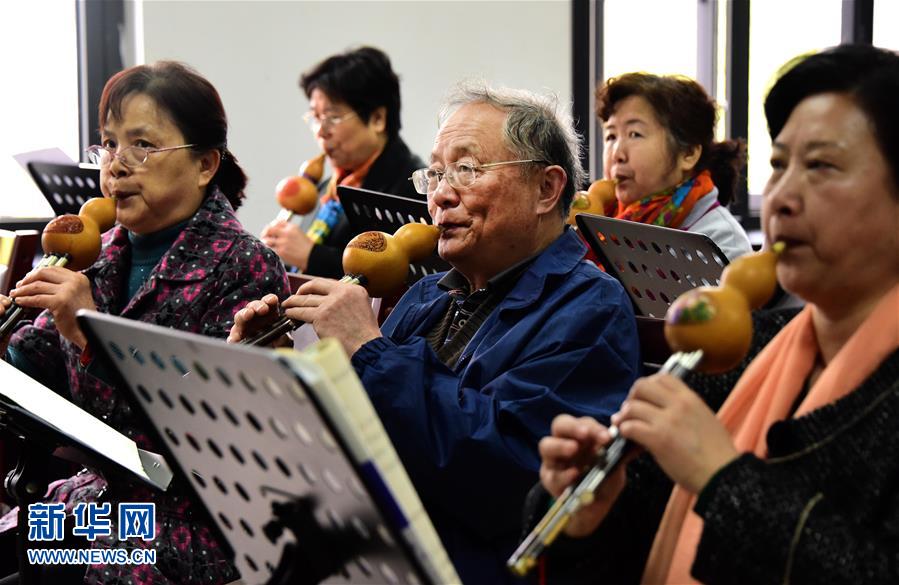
[78,310,457,585]
[338,186,450,285]
[576,214,729,318]
[26,162,102,216]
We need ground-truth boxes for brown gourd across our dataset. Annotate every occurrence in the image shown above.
[392,223,441,262]
[566,179,618,226]
[664,243,784,373]
[40,214,102,271]
[342,224,440,298]
[275,153,326,216]
[79,196,118,233]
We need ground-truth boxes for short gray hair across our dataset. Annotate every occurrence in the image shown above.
[439,80,585,217]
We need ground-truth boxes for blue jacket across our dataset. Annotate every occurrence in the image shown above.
[351,228,640,583]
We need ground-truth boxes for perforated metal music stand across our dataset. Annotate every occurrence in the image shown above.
[338,186,450,284]
[78,311,436,585]
[576,214,729,318]
[26,162,102,216]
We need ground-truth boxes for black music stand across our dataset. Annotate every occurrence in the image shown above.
[0,360,172,584]
[26,162,102,217]
[78,310,455,585]
[576,214,729,319]
[338,186,450,285]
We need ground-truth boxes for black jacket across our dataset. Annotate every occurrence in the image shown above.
[305,136,424,278]
[525,308,899,584]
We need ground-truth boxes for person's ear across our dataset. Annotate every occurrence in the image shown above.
[369,107,387,133]
[678,144,702,174]
[536,165,567,216]
[197,149,222,189]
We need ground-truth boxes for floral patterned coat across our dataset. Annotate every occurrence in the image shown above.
[2,189,289,584]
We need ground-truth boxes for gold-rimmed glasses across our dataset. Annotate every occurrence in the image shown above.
[409,159,547,195]
[85,144,197,168]
[302,110,357,132]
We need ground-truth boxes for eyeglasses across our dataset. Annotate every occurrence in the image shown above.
[409,159,547,195]
[302,110,357,132]
[85,144,197,168]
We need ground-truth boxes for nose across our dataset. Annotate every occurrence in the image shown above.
[107,152,131,178]
[612,139,627,163]
[428,174,459,209]
[763,164,803,219]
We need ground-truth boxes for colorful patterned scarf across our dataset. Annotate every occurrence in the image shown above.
[306,146,383,245]
[614,169,715,229]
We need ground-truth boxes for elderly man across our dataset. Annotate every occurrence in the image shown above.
[230,83,639,583]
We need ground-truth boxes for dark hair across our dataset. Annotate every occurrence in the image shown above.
[596,73,746,205]
[300,46,402,138]
[98,61,247,209]
[765,44,899,194]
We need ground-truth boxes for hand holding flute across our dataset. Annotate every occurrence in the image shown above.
[231,222,439,348]
[0,197,117,343]
[508,243,785,576]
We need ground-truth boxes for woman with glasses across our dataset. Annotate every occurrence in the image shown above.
[0,61,288,583]
[261,46,425,278]
[596,73,752,261]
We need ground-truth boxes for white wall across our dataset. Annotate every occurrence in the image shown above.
[0,0,78,219]
[140,0,572,235]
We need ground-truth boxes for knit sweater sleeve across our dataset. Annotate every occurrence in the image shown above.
[692,350,899,585]
[693,446,899,585]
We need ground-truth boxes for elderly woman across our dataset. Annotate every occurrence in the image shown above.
[261,46,424,278]
[598,73,752,261]
[0,61,288,583]
[534,44,899,584]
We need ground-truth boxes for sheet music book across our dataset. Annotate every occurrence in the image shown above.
[77,310,460,584]
[0,359,172,491]
[284,340,458,583]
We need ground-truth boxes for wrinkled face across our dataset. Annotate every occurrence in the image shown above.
[427,103,545,282]
[100,93,212,235]
[763,92,899,308]
[309,88,386,172]
[602,95,695,205]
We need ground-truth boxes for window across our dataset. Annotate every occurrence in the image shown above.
[746,0,842,209]
[1,1,79,218]
[603,0,698,81]
[873,0,899,50]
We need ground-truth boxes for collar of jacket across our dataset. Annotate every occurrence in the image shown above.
[85,188,244,312]
[410,226,586,313]
[498,226,586,310]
